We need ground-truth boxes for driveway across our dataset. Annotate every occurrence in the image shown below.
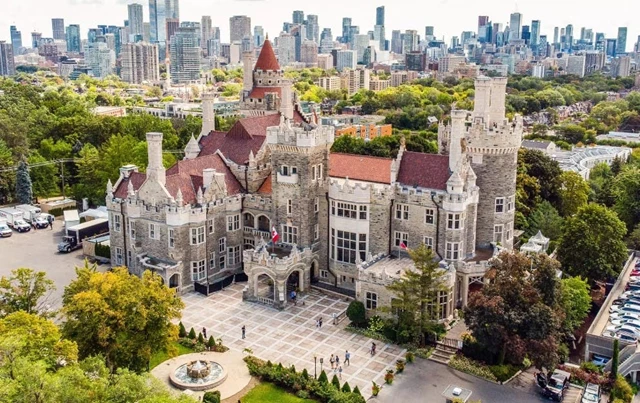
[376,358,548,403]
[0,219,104,310]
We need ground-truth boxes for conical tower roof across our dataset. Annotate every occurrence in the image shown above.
[254,39,280,72]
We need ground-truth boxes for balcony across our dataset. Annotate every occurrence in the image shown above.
[244,227,270,238]
[276,172,299,184]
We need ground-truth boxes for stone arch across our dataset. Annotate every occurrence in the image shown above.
[285,265,305,293]
[253,271,277,301]
[244,212,255,228]
[257,215,270,232]
[169,273,180,289]
[310,259,320,283]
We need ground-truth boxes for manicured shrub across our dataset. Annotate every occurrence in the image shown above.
[448,355,498,382]
[331,374,341,389]
[207,335,216,348]
[341,382,351,393]
[197,332,205,344]
[296,390,310,399]
[346,300,367,327]
[384,369,394,384]
[188,327,196,339]
[318,370,328,384]
[178,322,187,338]
[405,351,415,363]
[301,368,309,379]
[202,391,220,403]
[396,359,405,373]
[353,385,361,396]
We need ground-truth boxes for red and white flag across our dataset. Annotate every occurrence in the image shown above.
[399,242,408,250]
[271,227,279,243]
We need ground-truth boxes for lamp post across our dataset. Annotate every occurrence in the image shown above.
[314,355,317,379]
[319,357,324,375]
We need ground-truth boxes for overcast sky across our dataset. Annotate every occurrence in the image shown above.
[1,0,639,51]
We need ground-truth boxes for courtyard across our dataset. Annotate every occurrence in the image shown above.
[179,283,407,394]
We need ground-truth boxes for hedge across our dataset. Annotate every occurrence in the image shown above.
[244,356,365,403]
[95,243,111,259]
[47,206,77,217]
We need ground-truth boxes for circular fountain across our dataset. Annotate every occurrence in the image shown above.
[169,360,227,391]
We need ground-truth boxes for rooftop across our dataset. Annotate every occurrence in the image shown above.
[329,153,393,184]
[254,39,280,72]
[397,151,450,191]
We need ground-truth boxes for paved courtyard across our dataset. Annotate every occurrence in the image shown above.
[180,284,406,394]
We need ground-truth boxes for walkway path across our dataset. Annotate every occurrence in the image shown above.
[180,284,406,394]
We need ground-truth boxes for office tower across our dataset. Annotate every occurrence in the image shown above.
[531,20,540,47]
[0,41,16,76]
[165,0,179,20]
[636,35,640,53]
[617,27,627,54]
[553,27,559,45]
[478,16,489,35]
[402,30,419,53]
[31,32,42,48]
[128,3,144,39]
[509,12,522,40]
[207,39,221,58]
[375,5,385,26]
[52,19,65,40]
[166,18,179,43]
[539,35,548,57]
[10,26,22,54]
[230,16,251,43]
[300,40,318,66]
[121,42,159,83]
[585,51,605,73]
[85,42,114,78]
[521,26,530,44]
[342,18,352,43]
[66,24,81,52]
[149,0,163,43]
[104,33,116,53]
[211,27,220,41]
[491,23,501,44]
[307,15,319,44]
[319,28,333,54]
[611,56,631,77]
[293,10,305,25]
[89,28,105,43]
[181,21,202,49]
[374,25,385,50]
[254,26,264,48]
[277,33,296,66]
[336,49,356,71]
[352,34,369,63]
[201,16,212,51]
[169,27,200,83]
[391,30,402,54]
[565,24,573,50]
[425,26,434,38]
[566,55,586,77]
[606,38,617,57]
[143,23,151,42]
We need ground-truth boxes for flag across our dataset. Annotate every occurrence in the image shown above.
[400,242,408,250]
[271,226,279,243]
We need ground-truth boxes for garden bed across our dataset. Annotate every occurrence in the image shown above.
[241,382,317,403]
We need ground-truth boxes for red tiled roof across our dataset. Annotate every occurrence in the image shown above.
[166,153,244,199]
[329,153,393,184]
[258,174,272,195]
[113,172,146,199]
[254,39,280,72]
[248,86,281,99]
[396,151,450,190]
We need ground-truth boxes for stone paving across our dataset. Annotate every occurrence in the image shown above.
[180,283,406,394]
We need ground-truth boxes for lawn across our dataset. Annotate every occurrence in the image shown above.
[149,342,194,369]
[241,383,317,403]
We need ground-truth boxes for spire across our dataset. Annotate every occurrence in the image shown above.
[184,135,200,160]
[176,188,183,206]
[106,179,113,196]
[254,38,280,71]
[196,186,204,205]
[127,179,135,197]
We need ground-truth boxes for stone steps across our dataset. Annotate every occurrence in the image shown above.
[428,345,457,365]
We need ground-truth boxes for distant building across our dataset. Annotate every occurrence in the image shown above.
[318,76,341,91]
[300,40,318,66]
[128,3,144,41]
[277,33,296,67]
[230,16,251,43]
[121,43,159,84]
[438,55,466,73]
[317,54,333,70]
[66,24,81,53]
[406,51,426,71]
[566,55,586,77]
[0,41,16,76]
[10,26,22,54]
[340,68,370,95]
[611,56,632,78]
[85,42,114,78]
[52,18,65,41]
[335,123,392,139]
[170,27,201,83]
[549,145,631,179]
[336,50,356,71]
[617,27,628,55]
[369,76,390,91]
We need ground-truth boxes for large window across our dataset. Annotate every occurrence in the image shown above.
[359,205,368,220]
[149,223,157,239]
[506,222,513,242]
[207,219,215,234]
[190,226,205,245]
[219,238,226,269]
[445,242,461,260]
[129,220,135,239]
[331,229,366,263]
[447,213,461,230]
[424,237,433,249]
[494,224,503,244]
[396,204,409,220]
[425,208,435,224]
[282,225,298,244]
[228,246,241,266]
[168,228,175,248]
[191,260,206,282]
[115,247,123,265]
[227,215,240,231]
[394,231,408,248]
[113,215,121,232]
[507,196,514,212]
[331,201,358,219]
[365,292,378,310]
[495,197,505,213]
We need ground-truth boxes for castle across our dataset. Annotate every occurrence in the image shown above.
[106,40,522,320]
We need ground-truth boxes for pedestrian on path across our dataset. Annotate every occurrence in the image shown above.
[319,317,323,328]
[316,318,319,328]
[332,312,337,325]
[48,215,53,230]
[335,355,340,367]
[241,325,246,339]
[338,366,343,379]
[330,354,335,369]
[345,350,350,366]
[370,342,376,356]
[202,327,207,338]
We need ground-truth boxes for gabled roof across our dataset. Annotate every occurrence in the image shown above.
[248,86,282,99]
[113,172,146,199]
[397,151,450,190]
[254,39,280,72]
[258,174,272,195]
[329,153,393,184]
[166,153,244,198]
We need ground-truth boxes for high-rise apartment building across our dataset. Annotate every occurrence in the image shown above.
[66,24,81,52]
[336,49,356,71]
[85,42,114,78]
[376,6,385,26]
[52,18,65,40]
[611,56,631,78]
[0,41,16,76]
[120,42,159,83]
[307,15,319,44]
[128,3,144,39]
[10,26,22,54]
[342,18,352,43]
[166,18,180,44]
[617,27,627,55]
[169,27,200,83]
[402,30,419,53]
[531,20,540,47]
[352,34,370,64]
[254,26,264,48]
[230,16,251,43]
[277,33,296,66]
[300,40,318,66]
[31,32,42,48]
[149,0,164,43]
[509,12,522,41]
[391,30,402,54]
[425,26,434,38]
[606,38,617,57]
[165,0,179,20]
[201,16,212,51]
[293,10,305,25]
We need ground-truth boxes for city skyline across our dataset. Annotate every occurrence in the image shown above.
[1,0,638,49]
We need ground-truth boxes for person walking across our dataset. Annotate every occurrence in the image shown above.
[202,327,207,338]
[329,354,335,370]
[345,350,350,366]
[48,215,53,230]
[241,325,246,339]
[370,342,376,356]
[319,317,323,328]
[338,365,343,379]
[335,355,340,368]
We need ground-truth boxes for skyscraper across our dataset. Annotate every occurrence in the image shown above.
[170,27,200,83]
[230,16,251,43]
[31,32,42,48]
[66,24,81,53]
[391,30,402,54]
[293,10,305,25]
[531,20,541,47]
[10,26,22,54]
[120,42,159,83]
[565,24,574,50]
[165,0,179,20]
[617,27,628,55]
[306,14,319,44]
[85,42,114,78]
[553,27,559,45]
[166,18,179,44]
[342,18,352,43]
[201,16,212,50]
[478,16,489,35]
[149,0,165,43]
[509,12,522,41]
[52,18,65,40]
[0,41,16,76]
[128,3,144,40]
[254,26,264,48]
[425,26,434,37]
[376,6,385,26]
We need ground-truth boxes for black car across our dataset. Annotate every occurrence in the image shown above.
[536,370,571,402]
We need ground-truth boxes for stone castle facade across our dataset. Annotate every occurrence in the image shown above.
[106,41,522,318]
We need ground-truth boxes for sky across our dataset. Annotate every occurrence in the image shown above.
[1,0,639,51]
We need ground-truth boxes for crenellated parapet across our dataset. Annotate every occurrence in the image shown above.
[266,120,335,149]
[243,244,314,270]
[465,115,524,153]
[330,178,392,204]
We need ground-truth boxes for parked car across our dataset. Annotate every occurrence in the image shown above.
[536,369,571,402]
[582,383,600,403]
[606,320,640,332]
[611,310,640,320]
[32,215,49,229]
[610,303,640,314]
[0,219,11,237]
[611,313,640,326]
[590,356,610,368]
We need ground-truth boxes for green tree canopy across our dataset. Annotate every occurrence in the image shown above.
[613,167,640,232]
[559,276,591,333]
[15,160,33,204]
[558,171,590,216]
[0,268,55,318]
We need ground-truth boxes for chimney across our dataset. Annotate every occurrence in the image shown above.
[203,168,216,189]
[472,76,492,124]
[489,77,508,125]
[242,51,253,93]
[280,79,294,121]
[449,109,467,172]
[146,132,166,186]
[199,93,216,139]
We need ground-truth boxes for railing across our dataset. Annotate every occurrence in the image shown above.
[243,227,270,238]
[257,296,274,306]
[437,337,463,350]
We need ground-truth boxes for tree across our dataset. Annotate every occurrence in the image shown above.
[0,268,55,318]
[318,370,328,384]
[353,386,361,396]
[610,374,633,403]
[559,277,591,333]
[519,149,563,207]
[15,160,33,204]
[588,163,616,207]
[385,244,450,345]
[62,265,184,372]
[178,322,187,338]
[0,139,16,204]
[613,167,640,231]
[346,301,367,327]
[341,382,351,393]
[611,338,620,380]
[558,171,589,216]
[188,328,196,340]
[626,224,640,250]
[525,201,564,241]
[558,204,628,284]
[331,374,341,389]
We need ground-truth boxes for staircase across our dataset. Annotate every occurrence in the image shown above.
[428,343,458,365]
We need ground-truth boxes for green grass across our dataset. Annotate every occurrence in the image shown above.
[241,383,316,403]
[149,342,194,369]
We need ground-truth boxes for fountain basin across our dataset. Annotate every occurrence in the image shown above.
[169,360,227,391]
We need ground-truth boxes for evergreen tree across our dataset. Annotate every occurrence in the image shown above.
[317,370,328,384]
[611,338,620,380]
[331,374,341,389]
[208,335,215,348]
[15,160,33,204]
[341,382,351,393]
[197,332,204,344]
[301,368,309,379]
[188,327,196,339]
[353,385,361,396]
[178,322,187,338]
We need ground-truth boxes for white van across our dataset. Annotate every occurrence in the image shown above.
[0,209,30,232]
[15,204,42,223]
[0,218,11,237]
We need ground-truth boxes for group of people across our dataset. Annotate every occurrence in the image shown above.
[328,350,351,379]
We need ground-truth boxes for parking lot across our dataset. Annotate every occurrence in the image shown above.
[0,220,107,309]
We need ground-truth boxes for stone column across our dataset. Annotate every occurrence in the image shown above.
[461,275,470,307]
